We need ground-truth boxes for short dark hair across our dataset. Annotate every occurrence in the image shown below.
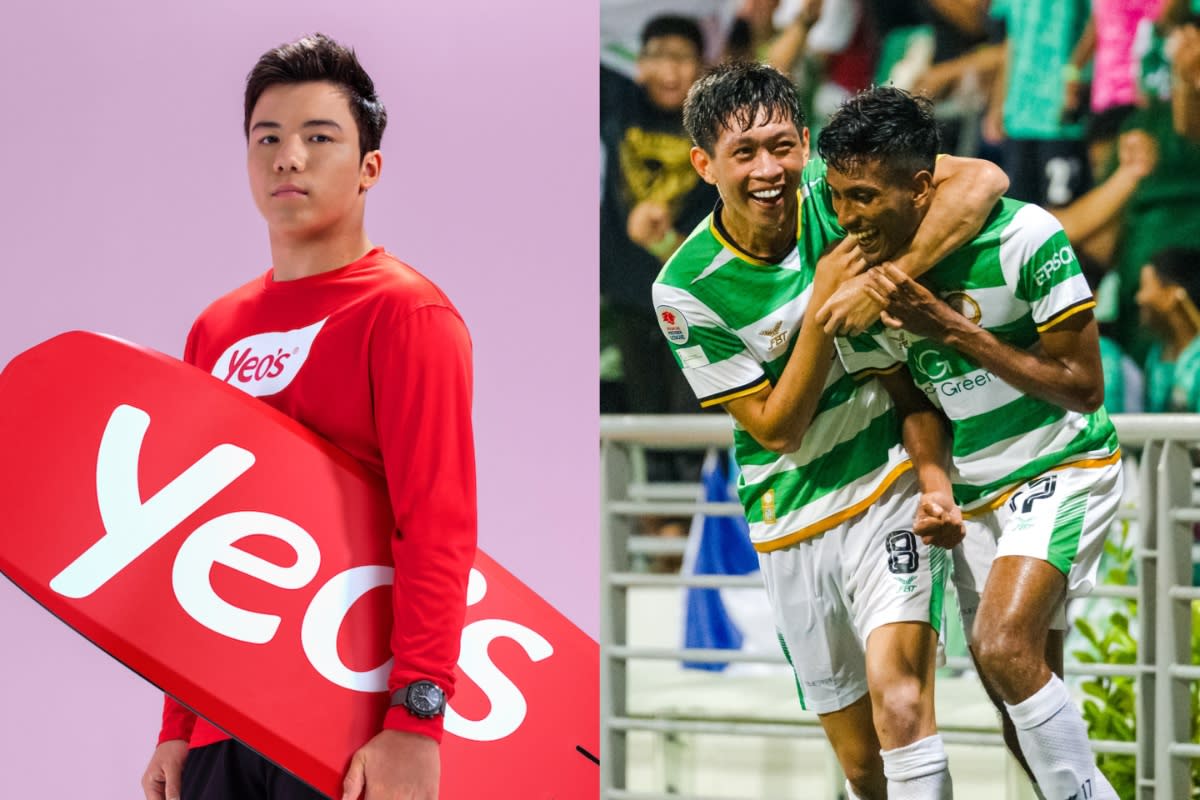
[1148,247,1200,305]
[817,86,940,182]
[683,61,805,154]
[244,33,387,157]
[640,14,705,58]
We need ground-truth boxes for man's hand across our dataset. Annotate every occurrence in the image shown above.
[141,740,188,800]
[914,491,965,549]
[813,236,869,305]
[864,263,959,340]
[796,0,824,28]
[1171,22,1200,88]
[342,730,440,800]
[626,201,672,250]
[815,268,884,335]
[1115,129,1159,181]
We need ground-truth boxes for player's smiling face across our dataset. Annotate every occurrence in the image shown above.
[691,108,808,257]
[825,158,931,264]
[246,81,380,239]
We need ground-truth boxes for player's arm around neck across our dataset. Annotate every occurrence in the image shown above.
[889,155,1009,277]
[868,263,1105,414]
[818,155,1008,334]
[724,237,866,454]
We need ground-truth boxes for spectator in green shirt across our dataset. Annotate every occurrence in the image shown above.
[1135,247,1200,411]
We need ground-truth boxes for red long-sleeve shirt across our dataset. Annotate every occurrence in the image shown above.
[158,246,477,746]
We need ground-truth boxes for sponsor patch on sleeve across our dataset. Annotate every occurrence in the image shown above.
[677,345,709,369]
[656,305,689,345]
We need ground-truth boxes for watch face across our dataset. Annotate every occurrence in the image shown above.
[409,681,445,716]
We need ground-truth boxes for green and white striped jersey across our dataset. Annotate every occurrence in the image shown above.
[651,158,911,552]
[837,199,1120,512]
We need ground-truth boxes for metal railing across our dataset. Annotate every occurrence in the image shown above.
[600,413,1200,800]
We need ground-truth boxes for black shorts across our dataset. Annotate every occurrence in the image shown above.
[182,740,328,800]
[1002,137,1092,209]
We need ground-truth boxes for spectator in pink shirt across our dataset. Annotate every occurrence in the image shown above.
[1064,0,1165,120]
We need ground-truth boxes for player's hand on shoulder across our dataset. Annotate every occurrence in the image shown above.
[813,236,867,302]
[914,491,965,549]
[816,269,884,335]
[342,729,439,800]
[141,739,188,800]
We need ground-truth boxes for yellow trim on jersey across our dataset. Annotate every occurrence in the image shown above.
[962,448,1123,519]
[708,190,805,267]
[753,460,914,552]
[1036,299,1096,333]
[700,378,772,408]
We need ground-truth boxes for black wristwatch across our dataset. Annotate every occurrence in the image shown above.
[391,680,447,719]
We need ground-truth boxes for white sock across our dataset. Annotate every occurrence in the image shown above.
[844,779,865,800]
[882,733,953,799]
[1004,675,1116,799]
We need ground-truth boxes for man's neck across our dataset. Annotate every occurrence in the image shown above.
[720,204,796,263]
[1164,309,1200,361]
[269,230,375,282]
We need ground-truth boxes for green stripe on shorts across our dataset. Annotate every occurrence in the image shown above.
[929,546,947,636]
[777,631,807,710]
[1047,489,1090,574]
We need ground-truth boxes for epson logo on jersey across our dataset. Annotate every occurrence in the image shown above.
[211,318,328,397]
[48,404,551,743]
[1034,246,1075,286]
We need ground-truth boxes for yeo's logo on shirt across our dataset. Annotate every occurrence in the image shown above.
[211,318,328,397]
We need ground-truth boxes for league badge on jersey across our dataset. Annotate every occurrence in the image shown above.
[657,305,689,344]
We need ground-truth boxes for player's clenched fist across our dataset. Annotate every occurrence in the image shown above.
[913,491,965,549]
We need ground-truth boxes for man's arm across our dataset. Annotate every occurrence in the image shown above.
[1172,23,1200,141]
[1049,130,1158,245]
[1061,14,1096,123]
[765,0,824,75]
[865,262,1105,413]
[816,155,1009,334]
[724,237,866,453]
[343,303,477,800]
[876,367,963,548]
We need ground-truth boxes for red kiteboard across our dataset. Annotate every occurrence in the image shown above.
[0,332,598,799]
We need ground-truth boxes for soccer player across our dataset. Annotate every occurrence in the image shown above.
[653,61,1007,800]
[138,34,476,800]
[821,86,1123,800]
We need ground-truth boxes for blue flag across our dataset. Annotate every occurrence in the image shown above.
[682,449,771,671]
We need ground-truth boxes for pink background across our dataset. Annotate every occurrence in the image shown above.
[0,2,597,796]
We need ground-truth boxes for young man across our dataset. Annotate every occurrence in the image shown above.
[821,86,1123,800]
[1137,247,1200,411]
[652,61,1007,800]
[139,34,476,800]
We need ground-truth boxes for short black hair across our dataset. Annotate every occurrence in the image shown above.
[683,61,805,154]
[244,33,387,158]
[640,14,705,58]
[817,86,940,181]
[1148,247,1200,305]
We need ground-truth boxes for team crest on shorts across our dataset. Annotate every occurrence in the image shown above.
[656,306,689,344]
